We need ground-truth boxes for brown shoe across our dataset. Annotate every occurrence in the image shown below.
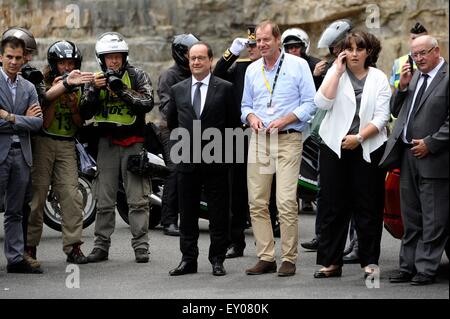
[278,261,296,277]
[23,253,41,269]
[245,260,277,275]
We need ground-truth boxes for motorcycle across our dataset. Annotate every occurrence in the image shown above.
[40,134,320,233]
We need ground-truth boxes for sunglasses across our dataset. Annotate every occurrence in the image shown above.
[246,43,257,48]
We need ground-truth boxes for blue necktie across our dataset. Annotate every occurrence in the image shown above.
[192,82,202,118]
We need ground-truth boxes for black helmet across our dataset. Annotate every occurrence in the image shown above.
[317,19,353,49]
[172,34,200,68]
[47,40,82,76]
[2,27,37,53]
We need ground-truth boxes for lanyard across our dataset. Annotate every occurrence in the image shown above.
[262,53,285,108]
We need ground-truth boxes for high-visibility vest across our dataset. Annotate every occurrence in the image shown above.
[393,54,417,89]
[94,71,136,125]
[43,90,80,137]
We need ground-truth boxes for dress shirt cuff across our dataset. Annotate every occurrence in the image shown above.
[240,108,253,125]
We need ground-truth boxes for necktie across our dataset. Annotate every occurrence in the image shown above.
[192,82,202,118]
[406,74,429,142]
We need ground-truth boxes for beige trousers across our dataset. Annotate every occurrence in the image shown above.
[27,135,83,254]
[247,131,302,264]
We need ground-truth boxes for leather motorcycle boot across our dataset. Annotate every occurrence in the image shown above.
[24,246,41,268]
[67,243,88,264]
[135,248,149,263]
[301,237,319,251]
[343,239,359,264]
[87,248,108,263]
[343,237,356,256]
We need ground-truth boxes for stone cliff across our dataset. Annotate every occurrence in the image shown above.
[1,0,448,113]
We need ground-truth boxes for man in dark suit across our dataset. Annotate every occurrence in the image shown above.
[381,35,448,286]
[167,42,236,276]
[0,36,43,274]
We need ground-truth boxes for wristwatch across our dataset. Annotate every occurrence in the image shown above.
[356,133,364,144]
[5,113,15,122]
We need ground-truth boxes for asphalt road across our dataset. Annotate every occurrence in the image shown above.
[0,211,448,301]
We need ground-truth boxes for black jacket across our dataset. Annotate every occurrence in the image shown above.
[79,65,154,140]
[166,74,237,172]
[157,63,191,122]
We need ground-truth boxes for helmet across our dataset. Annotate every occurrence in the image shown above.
[2,27,37,53]
[95,32,129,72]
[47,40,82,76]
[172,33,200,68]
[281,28,310,55]
[317,19,353,49]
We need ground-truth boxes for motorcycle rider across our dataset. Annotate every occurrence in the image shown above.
[80,32,154,263]
[157,33,200,236]
[27,40,91,264]
[213,25,261,258]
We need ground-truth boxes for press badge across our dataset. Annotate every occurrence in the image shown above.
[266,102,275,115]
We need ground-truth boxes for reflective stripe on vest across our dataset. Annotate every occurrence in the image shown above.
[94,71,136,125]
[43,90,80,137]
[393,54,417,89]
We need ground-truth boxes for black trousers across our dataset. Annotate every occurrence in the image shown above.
[159,126,179,226]
[317,143,386,268]
[178,166,229,264]
[229,162,248,250]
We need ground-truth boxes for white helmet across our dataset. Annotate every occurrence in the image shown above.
[317,19,353,49]
[95,32,129,71]
[281,28,310,55]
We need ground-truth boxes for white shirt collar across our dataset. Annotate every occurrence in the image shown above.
[192,73,211,87]
[423,57,445,79]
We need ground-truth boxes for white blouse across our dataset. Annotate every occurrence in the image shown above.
[314,65,391,163]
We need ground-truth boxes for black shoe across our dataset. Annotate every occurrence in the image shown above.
[225,246,244,259]
[169,261,198,276]
[301,237,319,251]
[163,224,180,236]
[389,270,414,283]
[135,248,149,263]
[301,200,314,212]
[67,244,88,264]
[7,259,43,274]
[87,248,108,263]
[343,237,356,256]
[212,261,226,276]
[343,250,359,264]
[411,273,435,286]
[314,266,342,278]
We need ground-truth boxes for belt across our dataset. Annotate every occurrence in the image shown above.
[278,129,300,134]
[10,142,21,149]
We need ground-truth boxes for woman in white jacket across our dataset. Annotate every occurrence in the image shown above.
[313,31,391,279]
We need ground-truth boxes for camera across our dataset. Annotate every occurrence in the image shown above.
[21,64,44,85]
[127,151,169,178]
[104,69,124,91]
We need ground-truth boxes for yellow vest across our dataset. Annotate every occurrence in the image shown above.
[393,54,417,89]
[94,71,136,125]
[43,90,80,137]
